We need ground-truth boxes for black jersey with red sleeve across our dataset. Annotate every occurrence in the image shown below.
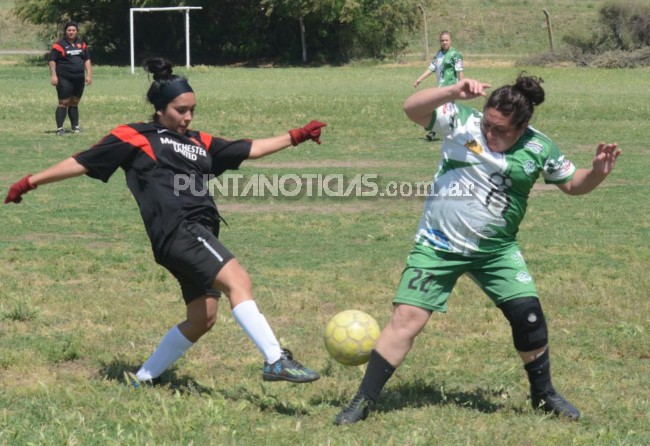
[73,122,252,256]
[49,38,90,79]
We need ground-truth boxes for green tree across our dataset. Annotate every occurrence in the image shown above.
[14,0,417,65]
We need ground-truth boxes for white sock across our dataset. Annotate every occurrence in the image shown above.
[232,300,282,364]
[136,325,194,381]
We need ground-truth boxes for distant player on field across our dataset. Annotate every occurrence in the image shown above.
[6,57,325,387]
[413,31,464,141]
[335,74,621,425]
[48,21,92,135]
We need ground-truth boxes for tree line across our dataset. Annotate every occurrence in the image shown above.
[14,0,419,65]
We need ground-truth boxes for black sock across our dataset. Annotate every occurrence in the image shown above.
[524,349,554,395]
[68,106,79,128]
[358,349,396,403]
[55,106,67,128]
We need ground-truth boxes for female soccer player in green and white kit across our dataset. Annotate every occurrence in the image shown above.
[335,74,621,424]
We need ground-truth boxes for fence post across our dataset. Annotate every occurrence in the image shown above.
[543,9,555,53]
[418,4,429,61]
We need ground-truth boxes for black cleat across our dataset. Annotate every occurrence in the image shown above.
[56,127,65,136]
[531,390,581,420]
[262,348,320,383]
[334,392,374,425]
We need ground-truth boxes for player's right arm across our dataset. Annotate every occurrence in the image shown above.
[4,158,88,204]
[30,157,89,186]
[403,78,490,128]
[48,60,58,86]
[413,69,433,88]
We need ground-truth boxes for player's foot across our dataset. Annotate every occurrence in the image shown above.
[531,390,580,420]
[56,127,65,136]
[72,126,81,134]
[262,348,320,383]
[334,392,374,425]
[425,130,437,141]
[123,371,161,389]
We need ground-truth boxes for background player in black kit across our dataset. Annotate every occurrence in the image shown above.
[48,21,92,135]
[5,57,326,386]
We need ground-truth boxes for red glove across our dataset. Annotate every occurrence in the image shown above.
[4,175,36,204]
[289,120,327,146]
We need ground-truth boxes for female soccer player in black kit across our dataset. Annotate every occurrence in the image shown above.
[5,58,325,386]
[48,21,92,135]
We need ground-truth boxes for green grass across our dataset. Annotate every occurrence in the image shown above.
[1,61,649,445]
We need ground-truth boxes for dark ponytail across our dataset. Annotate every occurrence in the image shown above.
[484,73,545,129]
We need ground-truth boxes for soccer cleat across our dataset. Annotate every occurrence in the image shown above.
[56,128,65,136]
[262,348,320,383]
[123,371,161,389]
[425,130,437,141]
[531,390,581,420]
[334,392,374,425]
[72,126,81,134]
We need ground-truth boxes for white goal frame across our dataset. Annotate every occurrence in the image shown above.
[130,6,203,74]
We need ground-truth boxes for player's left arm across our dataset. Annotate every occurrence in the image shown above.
[455,54,464,81]
[84,58,92,85]
[556,142,621,195]
[248,120,326,159]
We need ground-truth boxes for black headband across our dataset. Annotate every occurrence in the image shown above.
[153,79,194,110]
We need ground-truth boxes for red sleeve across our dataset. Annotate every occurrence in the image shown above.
[206,134,252,177]
[73,125,139,182]
[49,42,65,61]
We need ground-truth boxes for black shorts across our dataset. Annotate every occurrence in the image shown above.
[56,76,85,100]
[157,220,235,304]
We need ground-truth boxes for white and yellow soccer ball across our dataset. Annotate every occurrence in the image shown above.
[324,310,380,366]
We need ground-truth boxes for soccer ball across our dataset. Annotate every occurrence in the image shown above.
[324,310,380,366]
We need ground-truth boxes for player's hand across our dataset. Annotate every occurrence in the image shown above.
[50,75,58,86]
[4,175,36,204]
[592,142,621,176]
[289,120,327,146]
[456,78,491,100]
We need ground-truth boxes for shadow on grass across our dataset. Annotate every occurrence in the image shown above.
[98,358,215,397]
[98,359,309,416]
[325,378,507,416]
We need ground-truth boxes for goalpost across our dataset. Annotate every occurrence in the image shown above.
[129,6,203,74]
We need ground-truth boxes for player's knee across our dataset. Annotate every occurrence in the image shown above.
[389,304,431,339]
[498,297,548,352]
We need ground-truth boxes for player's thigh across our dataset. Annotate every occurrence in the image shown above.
[70,78,85,100]
[158,221,234,304]
[393,244,468,313]
[468,245,538,306]
[56,77,74,100]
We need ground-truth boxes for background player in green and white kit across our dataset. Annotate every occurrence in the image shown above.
[413,31,464,140]
[335,74,621,425]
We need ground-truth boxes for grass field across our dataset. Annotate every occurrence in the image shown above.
[1,60,649,445]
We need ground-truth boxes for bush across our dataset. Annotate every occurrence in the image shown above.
[563,0,650,53]
[553,0,650,67]
[591,46,650,68]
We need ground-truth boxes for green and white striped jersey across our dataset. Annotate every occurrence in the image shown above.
[416,102,576,256]
[428,48,463,86]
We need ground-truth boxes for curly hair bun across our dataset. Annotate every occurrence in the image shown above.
[514,75,545,106]
[143,57,174,81]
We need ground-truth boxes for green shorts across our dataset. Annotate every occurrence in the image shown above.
[394,243,538,312]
